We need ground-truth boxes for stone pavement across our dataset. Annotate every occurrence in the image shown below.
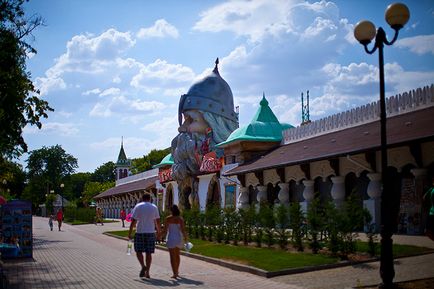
[2,217,434,289]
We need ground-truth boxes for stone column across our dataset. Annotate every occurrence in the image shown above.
[256,185,267,203]
[278,182,290,205]
[364,173,382,232]
[238,186,250,209]
[301,180,314,213]
[331,176,345,207]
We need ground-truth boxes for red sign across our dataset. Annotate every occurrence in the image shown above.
[200,152,222,173]
[159,168,173,183]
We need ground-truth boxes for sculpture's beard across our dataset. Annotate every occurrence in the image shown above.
[171,132,205,182]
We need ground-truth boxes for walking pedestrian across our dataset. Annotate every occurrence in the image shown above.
[424,177,434,241]
[95,207,104,225]
[120,208,126,228]
[56,209,63,231]
[128,193,161,279]
[162,204,188,278]
[48,214,54,231]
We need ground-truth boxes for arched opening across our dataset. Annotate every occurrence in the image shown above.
[398,164,420,234]
[206,176,221,209]
[266,183,279,206]
[248,185,257,205]
[165,184,173,212]
[179,186,191,211]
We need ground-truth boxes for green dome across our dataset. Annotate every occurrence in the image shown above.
[152,153,174,168]
[217,94,293,147]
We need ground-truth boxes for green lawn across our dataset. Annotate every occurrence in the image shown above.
[187,239,338,271]
[106,230,433,272]
[67,219,120,225]
[355,241,432,257]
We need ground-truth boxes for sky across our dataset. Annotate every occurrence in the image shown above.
[21,0,434,173]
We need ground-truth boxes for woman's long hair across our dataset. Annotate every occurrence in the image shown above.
[171,204,180,216]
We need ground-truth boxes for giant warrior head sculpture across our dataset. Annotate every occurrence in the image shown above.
[171,59,239,183]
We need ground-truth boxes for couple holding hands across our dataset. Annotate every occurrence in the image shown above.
[128,193,188,279]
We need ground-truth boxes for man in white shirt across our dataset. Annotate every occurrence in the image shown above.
[128,193,161,278]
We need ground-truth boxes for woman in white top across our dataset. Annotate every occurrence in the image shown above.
[163,205,188,278]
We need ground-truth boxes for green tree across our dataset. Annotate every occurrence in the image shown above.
[66,172,92,201]
[24,145,78,207]
[91,161,115,182]
[130,148,170,174]
[0,157,25,199]
[0,0,53,159]
[82,181,114,205]
[306,197,324,254]
[289,202,305,251]
[275,204,290,249]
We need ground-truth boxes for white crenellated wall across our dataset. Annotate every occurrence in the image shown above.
[283,84,434,144]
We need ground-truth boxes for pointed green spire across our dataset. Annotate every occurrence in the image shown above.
[116,137,131,166]
[217,93,293,146]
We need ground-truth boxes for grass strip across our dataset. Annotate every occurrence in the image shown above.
[106,230,433,272]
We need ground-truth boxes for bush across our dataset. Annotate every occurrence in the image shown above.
[258,203,275,247]
[289,202,305,252]
[64,207,96,223]
[275,204,290,249]
[205,205,221,242]
[306,197,324,254]
[239,205,255,245]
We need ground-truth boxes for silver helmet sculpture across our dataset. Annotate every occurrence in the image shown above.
[178,58,238,126]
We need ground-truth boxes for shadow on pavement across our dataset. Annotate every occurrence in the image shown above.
[135,276,204,287]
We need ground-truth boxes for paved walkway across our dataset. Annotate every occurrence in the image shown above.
[2,217,434,289]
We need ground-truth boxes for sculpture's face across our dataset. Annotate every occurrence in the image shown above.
[178,110,209,135]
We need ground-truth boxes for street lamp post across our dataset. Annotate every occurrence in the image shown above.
[354,3,410,288]
[60,183,65,211]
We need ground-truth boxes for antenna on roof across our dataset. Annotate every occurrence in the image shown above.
[301,90,311,125]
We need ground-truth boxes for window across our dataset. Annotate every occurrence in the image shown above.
[224,184,236,208]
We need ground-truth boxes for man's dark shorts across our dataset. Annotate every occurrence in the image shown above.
[134,233,156,253]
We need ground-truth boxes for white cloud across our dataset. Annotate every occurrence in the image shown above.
[99,87,121,97]
[66,29,135,61]
[301,17,337,40]
[130,59,195,94]
[137,19,179,39]
[36,28,137,97]
[89,95,166,118]
[24,122,80,136]
[194,0,345,44]
[194,0,297,42]
[113,76,122,83]
[34,76,67,96]
[396,35,434,55]
[82,88,101,95]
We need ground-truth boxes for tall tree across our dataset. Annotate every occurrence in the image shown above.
[24,145,78,207]
[0,0,53,159]
[0,157,25,199]
[67,172,92,200]
[82,181,114,206]
[131,147,170,174]
[91,161,115,183]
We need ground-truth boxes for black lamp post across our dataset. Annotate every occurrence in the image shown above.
[354,3,410,288]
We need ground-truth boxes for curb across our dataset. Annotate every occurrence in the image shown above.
[103,233,434,278]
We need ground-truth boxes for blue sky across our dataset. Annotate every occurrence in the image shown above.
[22,0,434,173]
